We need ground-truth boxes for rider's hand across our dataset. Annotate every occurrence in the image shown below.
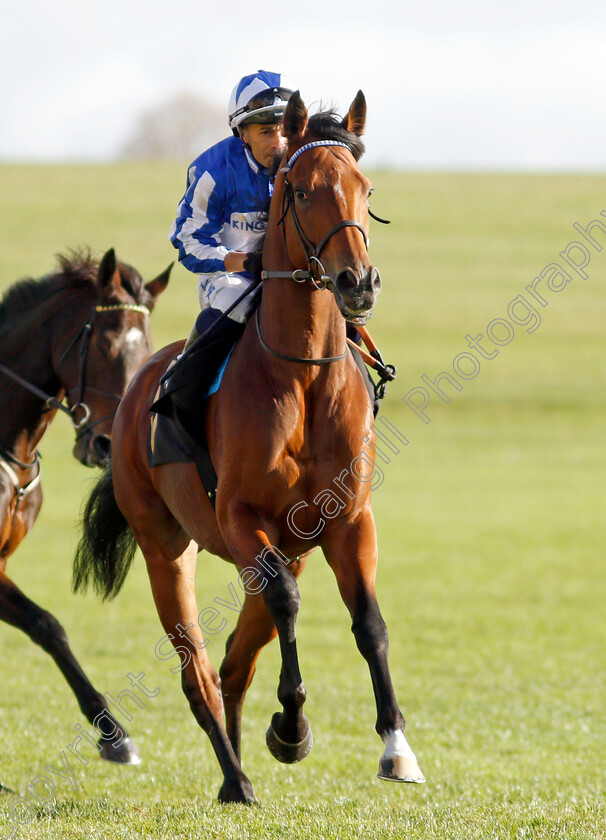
[242,251,263,281]
[224,251,248,273]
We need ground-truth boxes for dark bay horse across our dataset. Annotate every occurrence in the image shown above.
[0,248,170,770]
[74,92,424,803]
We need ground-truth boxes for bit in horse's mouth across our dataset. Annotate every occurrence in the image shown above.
[344,309,373,325]
[331,284,374,324]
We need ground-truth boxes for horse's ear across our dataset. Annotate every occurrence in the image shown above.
[342,90,366,136]
[282,91,308,141]
[97,248,122,292]
[145,262,173,303]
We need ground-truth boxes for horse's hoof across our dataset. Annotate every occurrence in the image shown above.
[217,778,259,805]
[377,755,426,783]
[98,736,142,765]
[266,712,313,764]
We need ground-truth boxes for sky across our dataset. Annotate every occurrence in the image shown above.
[1,0,605,169]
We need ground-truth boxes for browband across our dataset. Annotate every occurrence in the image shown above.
[281,141,352,173]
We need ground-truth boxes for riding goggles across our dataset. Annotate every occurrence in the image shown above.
[233,87,293,122]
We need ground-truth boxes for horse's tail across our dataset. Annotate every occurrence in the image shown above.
[73,462,137,601]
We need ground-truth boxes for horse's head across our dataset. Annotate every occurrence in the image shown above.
[277,91,381,322]
[54,248,171,466]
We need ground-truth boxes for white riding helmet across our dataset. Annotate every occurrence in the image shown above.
[228,70,294,133]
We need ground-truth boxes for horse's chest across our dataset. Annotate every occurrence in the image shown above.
[280,423,348,492]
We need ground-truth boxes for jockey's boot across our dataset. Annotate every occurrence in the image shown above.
[187,307,224,349]
[171,309,243,392]
[152,308,244,421]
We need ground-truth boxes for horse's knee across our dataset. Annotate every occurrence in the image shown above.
[30,609,69,652]
[262,571,301,621]
[351,601,389,659]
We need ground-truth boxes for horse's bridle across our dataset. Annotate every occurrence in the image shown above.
[0,301,149,441]
[262,140,389,292]
[256,140,389,365]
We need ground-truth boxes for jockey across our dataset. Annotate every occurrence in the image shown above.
[169,70,294,351]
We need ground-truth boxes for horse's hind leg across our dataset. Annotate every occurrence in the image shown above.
[322,513,425,783]
[219,595,277,762]
[120,470,257,805]
[0,570,140,764]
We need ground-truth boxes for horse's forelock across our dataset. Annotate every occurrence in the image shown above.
[59,249,145,303]
[305,109,365,161]
[116,261,149,305]
[57,248,99,285]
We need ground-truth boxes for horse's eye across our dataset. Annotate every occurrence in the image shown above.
[294,188,308,202]
[97,334,113,357]
[368,187,375,199]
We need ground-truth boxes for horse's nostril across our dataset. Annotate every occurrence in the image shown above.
[336,268,358,291]
[371,268,382,291]
[93,435,111,463]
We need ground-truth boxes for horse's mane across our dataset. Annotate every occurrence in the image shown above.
[0,248,151,339]
[0,249,99,335]
[306,109,365,161]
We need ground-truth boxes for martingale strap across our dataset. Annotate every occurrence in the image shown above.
[255,310,347,365]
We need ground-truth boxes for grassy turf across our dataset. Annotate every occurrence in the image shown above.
[0,164,605,839]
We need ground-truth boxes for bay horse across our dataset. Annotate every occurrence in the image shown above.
[0,248,170,772]
[73,92,425,803]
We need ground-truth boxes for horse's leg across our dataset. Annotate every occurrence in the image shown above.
[219,595,277,762]
[116,461,257,805]
[0,570,140,764]
[219,555,307,762]
[322,513,425,783]
[139,534,257,803]
[223,503,312,763]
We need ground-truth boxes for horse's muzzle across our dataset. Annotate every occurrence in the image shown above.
[73,432,112,467]
[334,266,381,320]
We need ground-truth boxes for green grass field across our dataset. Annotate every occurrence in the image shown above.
[0,164,605,839]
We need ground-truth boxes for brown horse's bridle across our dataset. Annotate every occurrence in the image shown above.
[256,140,390,365]
[0,302,149,441]
[262,140,389,292]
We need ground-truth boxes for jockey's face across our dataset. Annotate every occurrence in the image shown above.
[241,123,285,170]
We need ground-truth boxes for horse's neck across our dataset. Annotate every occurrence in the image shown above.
[259,209,347,370]
[258,279,347,369]
[0,299,64,451]
[0,383,58,456]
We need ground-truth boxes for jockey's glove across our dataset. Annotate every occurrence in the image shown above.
[243,251,263,281]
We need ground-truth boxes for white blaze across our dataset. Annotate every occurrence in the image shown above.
[124,327,144,349]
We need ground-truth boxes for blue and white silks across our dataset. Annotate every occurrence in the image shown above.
[169,136,273,322]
